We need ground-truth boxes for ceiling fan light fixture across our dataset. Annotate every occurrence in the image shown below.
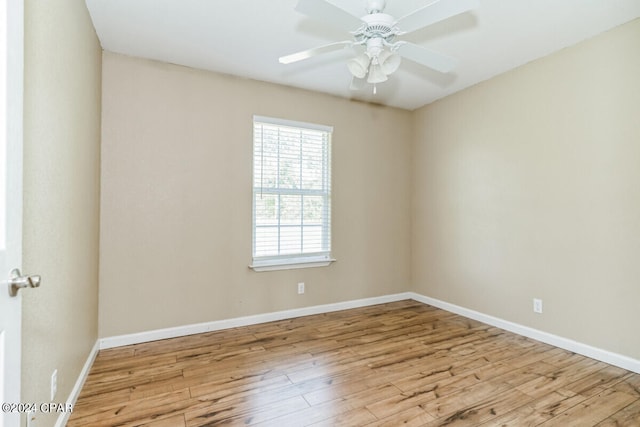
[367,63,388,84]
[347,53,370,79]
[378,49,401,75]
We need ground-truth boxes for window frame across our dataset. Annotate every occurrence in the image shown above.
[250,115,335,272]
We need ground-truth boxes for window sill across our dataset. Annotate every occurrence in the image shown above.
[249,257,336,272]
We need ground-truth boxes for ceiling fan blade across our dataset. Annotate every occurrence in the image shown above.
[395,42,457,73]
[295,0,364,31]
[279,41,353,64]
[395,0,478,34]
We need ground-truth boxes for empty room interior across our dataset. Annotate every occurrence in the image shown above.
[7,0,640,426]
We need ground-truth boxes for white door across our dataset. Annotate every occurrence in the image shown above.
[0,1,24,426]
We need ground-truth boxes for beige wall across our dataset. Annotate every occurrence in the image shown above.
[22,0,101,425]
[100,19,640,363]
[412,19,640,359]
[99,52,412,337]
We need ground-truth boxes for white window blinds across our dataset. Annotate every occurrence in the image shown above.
[252,116,333,270]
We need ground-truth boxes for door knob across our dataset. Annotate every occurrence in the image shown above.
[7,268,41,297]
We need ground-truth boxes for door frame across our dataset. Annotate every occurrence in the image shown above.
[1,0,24,425]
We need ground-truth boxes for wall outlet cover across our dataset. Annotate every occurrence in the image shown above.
[51,369,58,401]
[27,410,36,427]
[533,298,543,314]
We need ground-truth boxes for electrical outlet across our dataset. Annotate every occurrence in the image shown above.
[51,369,57,401]
[533,298,543,314]
[27,410,37,427]
[297,282,305,294]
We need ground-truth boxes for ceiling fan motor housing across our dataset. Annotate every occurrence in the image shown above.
[359,13,398,42]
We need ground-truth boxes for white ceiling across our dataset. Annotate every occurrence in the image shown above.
[85,0,640,110]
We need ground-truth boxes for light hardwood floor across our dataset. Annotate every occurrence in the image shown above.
[68,300,640,426]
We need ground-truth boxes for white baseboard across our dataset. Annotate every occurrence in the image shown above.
[55,340,100,427]
[408,292,640,374]
[97,291,639,375]
[99,292,413,349]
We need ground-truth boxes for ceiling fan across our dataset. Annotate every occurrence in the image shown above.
[279,0,478,91]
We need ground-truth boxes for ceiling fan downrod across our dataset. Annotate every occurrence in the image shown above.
[365,0,387,14]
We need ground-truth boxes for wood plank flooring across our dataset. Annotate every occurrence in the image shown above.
[68,301,640,426]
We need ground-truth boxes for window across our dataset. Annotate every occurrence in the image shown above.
[251,116,334,271]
